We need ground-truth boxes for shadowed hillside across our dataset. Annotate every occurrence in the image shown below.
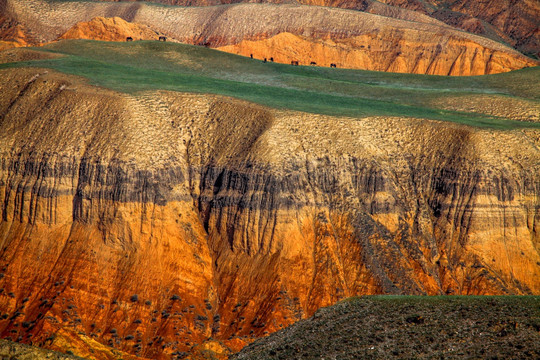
[233,296,540,359]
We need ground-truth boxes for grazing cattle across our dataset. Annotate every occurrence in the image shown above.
[310,61,316,65]
[159,36,167,42]
[330,63,337,68]
[291,60,299,66]
[126,37,133,42]
[250,54,253,59]
[263,58,267,63]
[270,57,274,62]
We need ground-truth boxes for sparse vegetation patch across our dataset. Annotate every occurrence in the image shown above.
[234,296,540,359]
[1,40,539,129]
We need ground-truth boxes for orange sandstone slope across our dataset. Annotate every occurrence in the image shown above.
[380,0,540,58]
[0,67,539,359]
[217,31,528,75]
[3,0,538,75]
[0,15,37,50]
[92,0,540,58]
[59,16,164,42]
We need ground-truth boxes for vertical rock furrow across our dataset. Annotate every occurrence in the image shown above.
[0,70,538,358]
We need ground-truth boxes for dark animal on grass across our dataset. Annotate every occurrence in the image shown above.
[330,63,337,68]
[270,57,274,62]
[126,37,133,42]
[159,36,167,42]
[310,61,316,65]
[263,58,267,63]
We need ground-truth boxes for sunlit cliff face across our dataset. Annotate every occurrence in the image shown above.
[0,66,538,358]
[2,0,537,75]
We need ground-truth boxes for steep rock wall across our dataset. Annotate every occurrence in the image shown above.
[217,31,531,75]
[0,69,539,359]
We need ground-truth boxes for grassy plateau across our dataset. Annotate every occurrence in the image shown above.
[1,39,539,129]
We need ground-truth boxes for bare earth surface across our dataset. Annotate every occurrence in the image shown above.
[1,0,537,75]
[0,59,539,358]
[89,0,540,57]
[0,1,539,358]
[0,338,85,359]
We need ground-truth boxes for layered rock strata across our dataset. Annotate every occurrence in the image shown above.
[59,17,164,42]
[0,68,539,359]
[217,31,530,74]
[86,0,540,57]
[2,0,537,75]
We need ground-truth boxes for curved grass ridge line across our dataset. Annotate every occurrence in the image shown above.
[2,40,539,129]
[22,40,540,100]
[6,0,538,76]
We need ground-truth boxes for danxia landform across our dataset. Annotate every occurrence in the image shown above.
[0,0,539,359]
[0,39,539,358]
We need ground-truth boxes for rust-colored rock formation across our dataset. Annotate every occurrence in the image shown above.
[382,0,540,58]
[90,0,540,57]
[2,0,537,75]
[217,31,532,75]
[0,68,539,359]
[0,14,36,50]
[59,17,163,42]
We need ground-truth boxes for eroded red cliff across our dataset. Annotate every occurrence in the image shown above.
[2,0,537,75]
[85,0,540,57]
[0,68,539,359]
[59,17,164,42]
[217,31,534,75]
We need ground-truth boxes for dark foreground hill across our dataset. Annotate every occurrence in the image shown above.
[0,338,84,359]
[233,296,540,360]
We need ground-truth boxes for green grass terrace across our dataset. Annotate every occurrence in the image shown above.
[2,40,539,129]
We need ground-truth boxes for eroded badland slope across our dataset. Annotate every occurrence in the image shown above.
[91,0,540,57]
[0,338,86,359]
[59,17,164,42]
[380,0,540,58]
[1,0,537,75]
[0,41,539,358]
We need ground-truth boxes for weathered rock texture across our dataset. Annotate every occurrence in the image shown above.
[0,68,539,359]
[90,0,540,58]
[0,14,35,51]
[0,338,85,359]
[59,17,164,42]
[1,0,537,75]
[217,31,529,74]
[381,0,540,58]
